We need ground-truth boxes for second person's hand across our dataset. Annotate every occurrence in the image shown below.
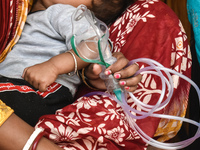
[84,52,142,92]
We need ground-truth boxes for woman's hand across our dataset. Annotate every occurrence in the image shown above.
[22,61,58,92]
[84,52,142,92]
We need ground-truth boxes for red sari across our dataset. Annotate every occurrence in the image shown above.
[33,1,191,149]
[0,0,17,55]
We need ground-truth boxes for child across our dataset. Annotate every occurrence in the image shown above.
[0,0,136,126]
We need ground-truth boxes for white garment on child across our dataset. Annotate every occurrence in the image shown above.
[0,4,89,96]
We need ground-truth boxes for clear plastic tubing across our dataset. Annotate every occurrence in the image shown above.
[85,58,200,149]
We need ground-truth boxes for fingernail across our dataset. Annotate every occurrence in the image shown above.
[125,86,130,90]
[105,70,112,75]
[119,81,126,86]
[114,73,121,79]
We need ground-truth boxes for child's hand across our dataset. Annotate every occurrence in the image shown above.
[22,61,58,92]
[84,52,142,92]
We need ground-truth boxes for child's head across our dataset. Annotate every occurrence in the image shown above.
[91,0,136,25]
[32,0,136,25]
[32,0,93,10]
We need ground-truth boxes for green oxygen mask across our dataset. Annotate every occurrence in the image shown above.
[70,5,123,101]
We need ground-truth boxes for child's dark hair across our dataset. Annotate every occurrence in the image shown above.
[91,0,136,25]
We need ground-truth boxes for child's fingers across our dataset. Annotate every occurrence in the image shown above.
[22,67,29,78]
[32,79,48,92]
[38,83,48,92]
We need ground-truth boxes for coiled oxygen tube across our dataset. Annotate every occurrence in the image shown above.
[122,58,200,149]
[85,57,200,149]
[70,4,200,150]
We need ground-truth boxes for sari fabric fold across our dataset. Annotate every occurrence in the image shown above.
[0,0,32,62]
[0,0,17,55]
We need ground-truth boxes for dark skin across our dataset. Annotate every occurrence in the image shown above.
[0,53,141,150]
[24,0,141,92]
[0,0,141,149]
[85,52,141,92]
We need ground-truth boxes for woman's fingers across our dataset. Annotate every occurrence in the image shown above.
[119,73,142,92]
[106,53,142,92]
[113,63,140,79]
[106,52,129,74]
[84,63,102,80]
[84,52,142,92]
[84,64,106,90]
[114,63,141,92]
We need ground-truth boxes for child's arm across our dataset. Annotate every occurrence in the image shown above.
[22,50,89,92]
